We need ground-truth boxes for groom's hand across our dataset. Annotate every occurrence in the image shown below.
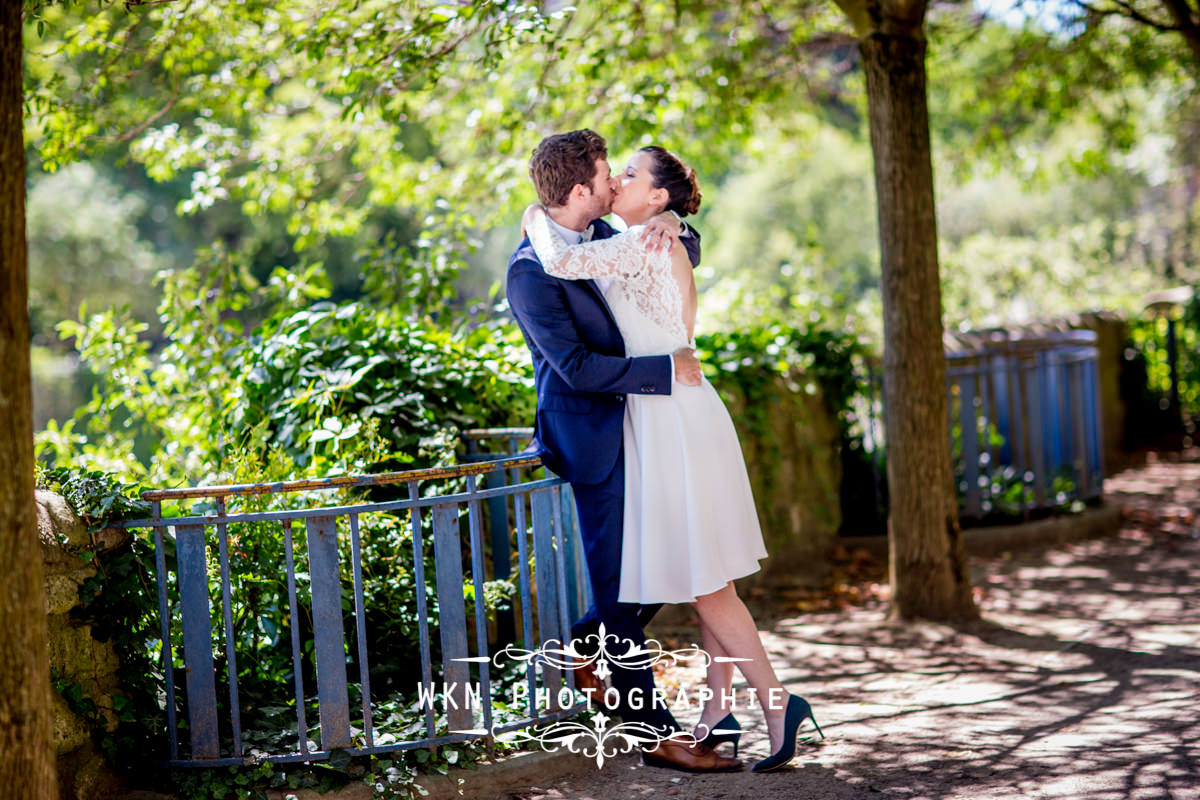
[642,212,683,254]
[672,347,702,386]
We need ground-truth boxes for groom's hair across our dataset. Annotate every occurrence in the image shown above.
[530,129,608,207]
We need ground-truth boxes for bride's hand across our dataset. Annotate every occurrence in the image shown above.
[520,203,545,238]
[641,211,683,254]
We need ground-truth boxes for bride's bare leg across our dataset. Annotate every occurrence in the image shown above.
[691,582,788,750]
[693,616,735,738]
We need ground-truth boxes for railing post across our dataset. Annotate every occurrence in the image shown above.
[466,475,494,736]
[1026,357,1048,508]
[1007,352,1029,516]
[1070,360,1091,499]
[408,482,437,739]
[1087,356,1106,494]
[348,513,374,748]
[485,465,517,646]
[282,519,310,756]
[512,490,538,719]
[306,515,352,750]
[175,524,219,759]
[432,505,474,733]
[214,498,242,757]
[530,489,564,698]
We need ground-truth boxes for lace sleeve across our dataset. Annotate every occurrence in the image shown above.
[527,208,658,283]
[526,208,687,344]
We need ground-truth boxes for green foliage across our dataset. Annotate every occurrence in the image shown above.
[695,123,881,341]
[698,321,869,428]
[938,217,1163,331]
[1127,292,1200,433]
[26,162,166,347]
[24,0,549,260]
[927,4,1189,173]
[38,467,151,528]
[51,670,104,729]
[38,245,534,486]
[22,0,857,281]
[697,319,875,492]
[231,299,534,475]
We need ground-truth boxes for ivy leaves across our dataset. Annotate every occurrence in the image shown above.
[37,467,150,529]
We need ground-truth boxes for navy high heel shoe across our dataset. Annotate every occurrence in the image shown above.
[698,712,742,757]
[752,694,823,773]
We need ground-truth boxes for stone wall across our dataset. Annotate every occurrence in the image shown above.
[714,371,844,586]
[36,490,124,800]
[1075,312,1131,472]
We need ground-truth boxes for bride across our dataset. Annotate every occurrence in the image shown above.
[522,146,823,772]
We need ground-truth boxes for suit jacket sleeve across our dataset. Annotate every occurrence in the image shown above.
[681,222,701,268]
[507,260,673,396]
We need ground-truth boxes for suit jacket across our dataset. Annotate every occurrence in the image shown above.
[506,218,698,485]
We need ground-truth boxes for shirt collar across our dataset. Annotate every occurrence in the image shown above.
[545,215,590,245]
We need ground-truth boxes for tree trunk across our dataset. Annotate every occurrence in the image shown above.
[860,27,979,621]
[0,2,58,796]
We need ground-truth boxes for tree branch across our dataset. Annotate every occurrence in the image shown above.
[1159,0,1200,61]
[123,0,181,9]
[1072,0,1181,32]
[102,89,180,143]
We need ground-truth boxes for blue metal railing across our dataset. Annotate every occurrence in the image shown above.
[945,330,1104,518]
[124,444,592,767]
[852,330,1106,524]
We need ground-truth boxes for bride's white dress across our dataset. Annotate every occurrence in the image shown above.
[528,213,767,604]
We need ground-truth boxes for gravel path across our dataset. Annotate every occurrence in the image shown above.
[487,452,1200,800]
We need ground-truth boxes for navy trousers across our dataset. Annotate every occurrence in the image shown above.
[568,442,678,734]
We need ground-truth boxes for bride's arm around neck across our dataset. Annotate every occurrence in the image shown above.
[525,205,660,283]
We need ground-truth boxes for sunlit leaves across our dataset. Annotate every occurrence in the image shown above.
[927,2,1192,172]
[25,0,858,274]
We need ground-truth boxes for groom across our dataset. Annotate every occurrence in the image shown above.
[506,130,739,772]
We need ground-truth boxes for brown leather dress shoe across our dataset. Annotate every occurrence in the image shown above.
[569,657,605,695]
[642,739,743,773]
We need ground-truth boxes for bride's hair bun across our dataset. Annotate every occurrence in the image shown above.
[640,146,702,217]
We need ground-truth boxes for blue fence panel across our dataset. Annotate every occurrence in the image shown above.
[868,330,1106,521]
[125,449,589,767]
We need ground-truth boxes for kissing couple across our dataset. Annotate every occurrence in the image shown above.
[506,129,823,773]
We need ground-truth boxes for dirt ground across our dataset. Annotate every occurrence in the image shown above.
[485,451,1200,800]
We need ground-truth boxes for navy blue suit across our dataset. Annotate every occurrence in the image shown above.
[506,218,695,732]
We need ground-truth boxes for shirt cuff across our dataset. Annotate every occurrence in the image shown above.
[668,352,675,384]
[669,209,693,237]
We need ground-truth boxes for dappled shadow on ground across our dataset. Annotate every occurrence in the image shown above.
[497,455,1200,800]
[762,454,1200,800]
